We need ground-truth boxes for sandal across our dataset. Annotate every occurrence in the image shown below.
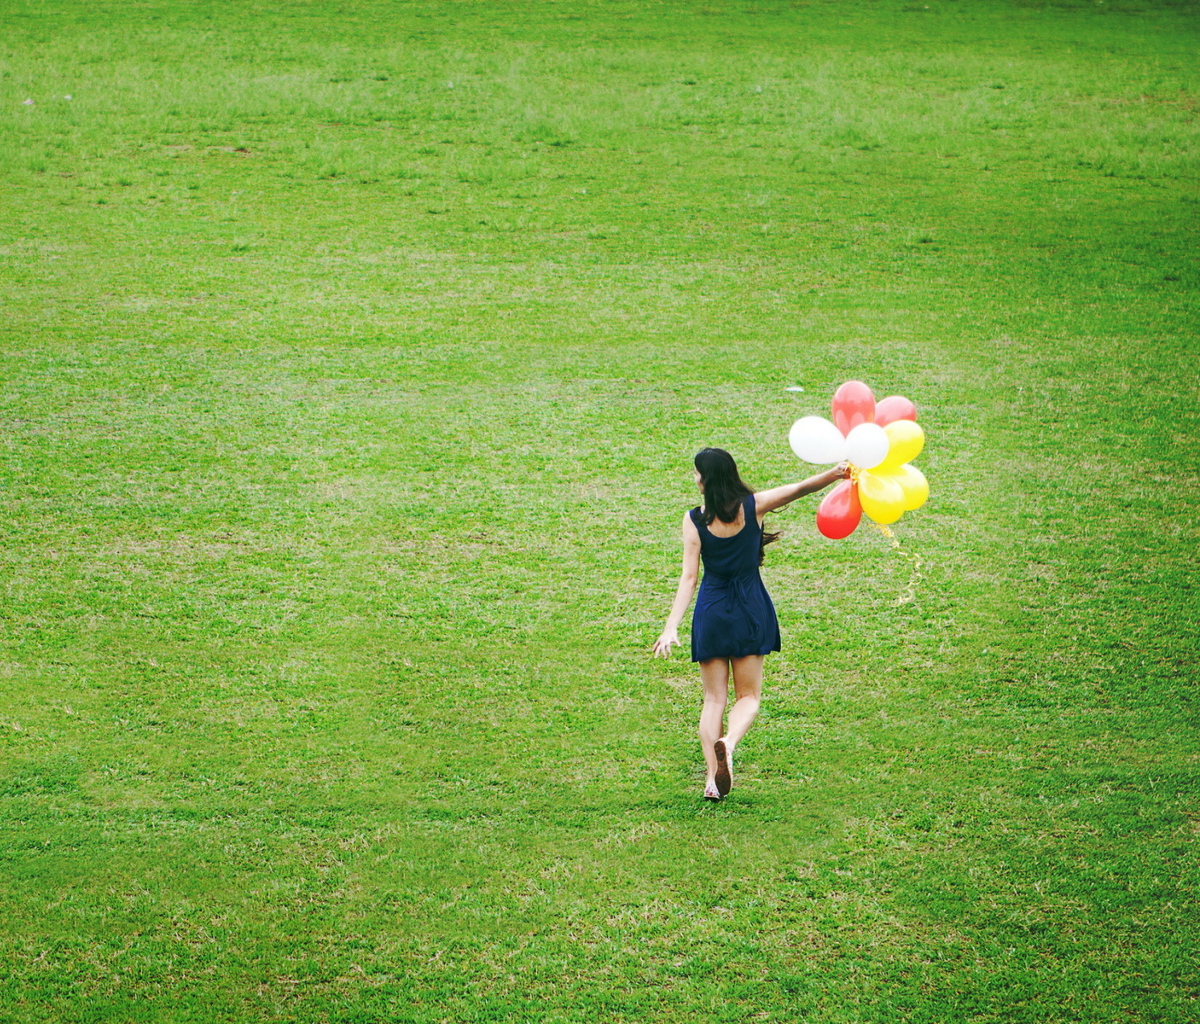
[703,781,721,801]
[714,738,733,796]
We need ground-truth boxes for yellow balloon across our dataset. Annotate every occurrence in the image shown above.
[888,463,929,511]
[858,470,905,525]
[871,464,929,512]
[880,420,925,470]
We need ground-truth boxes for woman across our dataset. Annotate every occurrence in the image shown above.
[653,448,848,800]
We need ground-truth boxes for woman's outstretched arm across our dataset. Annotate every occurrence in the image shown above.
[754,463,849,516]
[652,512,702,657]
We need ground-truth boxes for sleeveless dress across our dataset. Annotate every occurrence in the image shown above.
[690,494,782,663]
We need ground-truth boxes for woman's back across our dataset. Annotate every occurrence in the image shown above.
[691,494,761,580]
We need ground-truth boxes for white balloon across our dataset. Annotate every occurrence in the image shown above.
[845,422,890,470]
[789,416,847,464]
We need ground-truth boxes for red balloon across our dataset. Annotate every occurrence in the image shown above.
[816,480,862,539]
[832,380,876,436]
[874,395,917,427]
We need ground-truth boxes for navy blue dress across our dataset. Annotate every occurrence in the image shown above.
[690,494,782,663]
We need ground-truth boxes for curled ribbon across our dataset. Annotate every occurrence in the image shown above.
[870,521,925,606]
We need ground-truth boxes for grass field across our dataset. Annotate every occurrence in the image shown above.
[1,1,1198,1020]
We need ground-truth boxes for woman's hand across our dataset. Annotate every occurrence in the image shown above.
[837,460,851,479]
[653,627,680,658]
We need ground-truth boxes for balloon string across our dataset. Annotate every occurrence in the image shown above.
[871,522,924,606]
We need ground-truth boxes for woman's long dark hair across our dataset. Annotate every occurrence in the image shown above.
[693,447,779,564]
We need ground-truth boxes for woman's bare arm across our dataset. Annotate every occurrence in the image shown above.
[652,512,702,657]
[754,463,849,517]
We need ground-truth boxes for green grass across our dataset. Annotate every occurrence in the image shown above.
[1,0,1198,1020]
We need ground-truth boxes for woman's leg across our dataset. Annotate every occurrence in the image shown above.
[698,658,730,784]
[724,655,764,752]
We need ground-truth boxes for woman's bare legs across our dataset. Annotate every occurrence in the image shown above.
[698,658,730,787]
[724,655,764,753]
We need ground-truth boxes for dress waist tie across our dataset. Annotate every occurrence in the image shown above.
[706,569,765,648]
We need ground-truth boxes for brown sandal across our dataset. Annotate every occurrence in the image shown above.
[714,738,732,796]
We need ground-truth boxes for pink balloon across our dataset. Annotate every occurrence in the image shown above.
[875,395,917,427]
[816,480,862,539]
[832,381,876,436]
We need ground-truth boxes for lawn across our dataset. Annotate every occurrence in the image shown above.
[1,1,1197,1021]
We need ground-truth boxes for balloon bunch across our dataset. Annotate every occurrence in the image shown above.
[788,381,929,539]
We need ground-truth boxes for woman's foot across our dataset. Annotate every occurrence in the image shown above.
[703,781,721,802]
[713,738,733,796]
